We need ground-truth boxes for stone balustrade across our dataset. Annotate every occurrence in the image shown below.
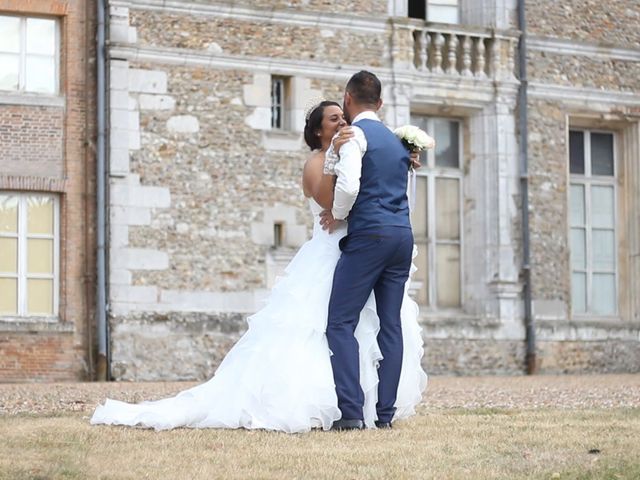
[407,24,518,81]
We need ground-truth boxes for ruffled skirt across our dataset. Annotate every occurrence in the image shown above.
[91,231,427,433]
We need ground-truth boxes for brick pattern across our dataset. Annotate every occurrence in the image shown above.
[0,334,81,382]
[0,106,64,177]
[0,0,96,382]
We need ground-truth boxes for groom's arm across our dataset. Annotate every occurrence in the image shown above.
[331,127,367,220]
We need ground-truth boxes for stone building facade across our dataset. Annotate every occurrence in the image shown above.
[103,0,640,380]
[0,0,96,381]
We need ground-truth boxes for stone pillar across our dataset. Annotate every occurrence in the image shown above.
[624,122,640,321]
[467,97,522,337]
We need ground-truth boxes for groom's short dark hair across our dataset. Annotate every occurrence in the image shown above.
[345,71,381,106]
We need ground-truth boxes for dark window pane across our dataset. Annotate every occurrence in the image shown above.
[408,0,426,19]
[569,130,584,174]
[434,119,459,168]
[591,132,614,176]
[271,79,283,129]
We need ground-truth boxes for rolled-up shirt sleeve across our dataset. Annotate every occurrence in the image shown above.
[331,126,367,220]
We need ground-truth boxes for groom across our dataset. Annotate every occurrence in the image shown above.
[321,71,414,431]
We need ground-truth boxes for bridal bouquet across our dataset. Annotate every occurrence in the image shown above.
[393,125,435,153]
[394,125,434,212]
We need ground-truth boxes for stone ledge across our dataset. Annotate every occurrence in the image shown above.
[0,319,75,334]
[0,93,65,107]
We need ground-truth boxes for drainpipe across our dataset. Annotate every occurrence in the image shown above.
[96,0,109,380]
[517,0,536,374]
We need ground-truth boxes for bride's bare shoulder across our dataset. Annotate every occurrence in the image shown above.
[302,151,324,197]
[304,150,324,169]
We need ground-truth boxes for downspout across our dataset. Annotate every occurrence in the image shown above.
[517,0,536,374]
[84,0,94,380]
[96,0,109,380]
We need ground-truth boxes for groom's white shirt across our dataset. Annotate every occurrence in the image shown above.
[331,110,380,220]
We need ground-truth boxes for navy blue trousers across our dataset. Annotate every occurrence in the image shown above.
[327,226,413,423]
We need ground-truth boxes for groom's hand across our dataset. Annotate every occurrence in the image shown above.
[332,127,355,154]
[320,210,340,233]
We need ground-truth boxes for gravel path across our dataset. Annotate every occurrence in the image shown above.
[0,374,638,416]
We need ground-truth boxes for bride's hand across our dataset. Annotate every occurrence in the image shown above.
[409,151,421,170]
[320,209,341,233]
[332,127,355,154]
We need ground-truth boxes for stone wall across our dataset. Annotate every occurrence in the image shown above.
[526,99,570,307]
[528,51,640,92]
[189,0,388,15]
[104,1,640,380]
[526,0,640,48]
[129,10,387,67]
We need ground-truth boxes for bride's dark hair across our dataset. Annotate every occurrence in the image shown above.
[303,101,341,151]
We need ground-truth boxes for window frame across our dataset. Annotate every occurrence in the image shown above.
[568,128,619,317]
[0,192,60,320]
[270,76,288,130]
[0,14,60,95]
[427,0,460,24]
[412,116,464,310]
[407,0,460,24]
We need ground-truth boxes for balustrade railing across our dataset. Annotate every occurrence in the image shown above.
[410,25,517,80]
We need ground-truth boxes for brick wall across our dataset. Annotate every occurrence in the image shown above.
[0,106,64,177]
[0,333,82,382]
[0,0,96,382]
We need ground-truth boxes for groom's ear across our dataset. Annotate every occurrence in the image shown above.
[376,98,383,111]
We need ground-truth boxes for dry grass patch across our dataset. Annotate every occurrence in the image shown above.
[0,408,639,480]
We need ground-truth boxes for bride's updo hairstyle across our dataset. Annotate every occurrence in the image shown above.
[304,100,341,151]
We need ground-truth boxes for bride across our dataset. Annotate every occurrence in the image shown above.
[90,101,428,433]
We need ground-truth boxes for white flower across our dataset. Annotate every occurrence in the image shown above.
[393,124,435,151]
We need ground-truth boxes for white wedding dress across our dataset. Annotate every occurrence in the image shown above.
[91,198,427,433]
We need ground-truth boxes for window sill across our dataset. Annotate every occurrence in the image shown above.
[0,92,65,107]
[418,309,503,328]
[0,317,73,333]
[261,129,302,151]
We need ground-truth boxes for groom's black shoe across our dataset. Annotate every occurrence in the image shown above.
[331,419,364,431]
[375,421,392,429]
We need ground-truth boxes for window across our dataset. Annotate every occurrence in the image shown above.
[569,129,617,316]
[0,15,58,94]
[408,0,460,23]
[271,76,289,130]
[0,193,59,318]
[410,116,462,308]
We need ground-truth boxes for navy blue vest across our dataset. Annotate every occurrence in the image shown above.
[347,118,412,234]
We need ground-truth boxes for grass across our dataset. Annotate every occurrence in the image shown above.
[1,408,639,480]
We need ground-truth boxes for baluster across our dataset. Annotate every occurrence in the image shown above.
[507,38,516,79]
[491,38,501,79]
[461,35,472,76]
[420,30,429,71]
[475,37,486,78]
[446,34,459,75]
[412,29,420,70]
[432,32,444,74]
